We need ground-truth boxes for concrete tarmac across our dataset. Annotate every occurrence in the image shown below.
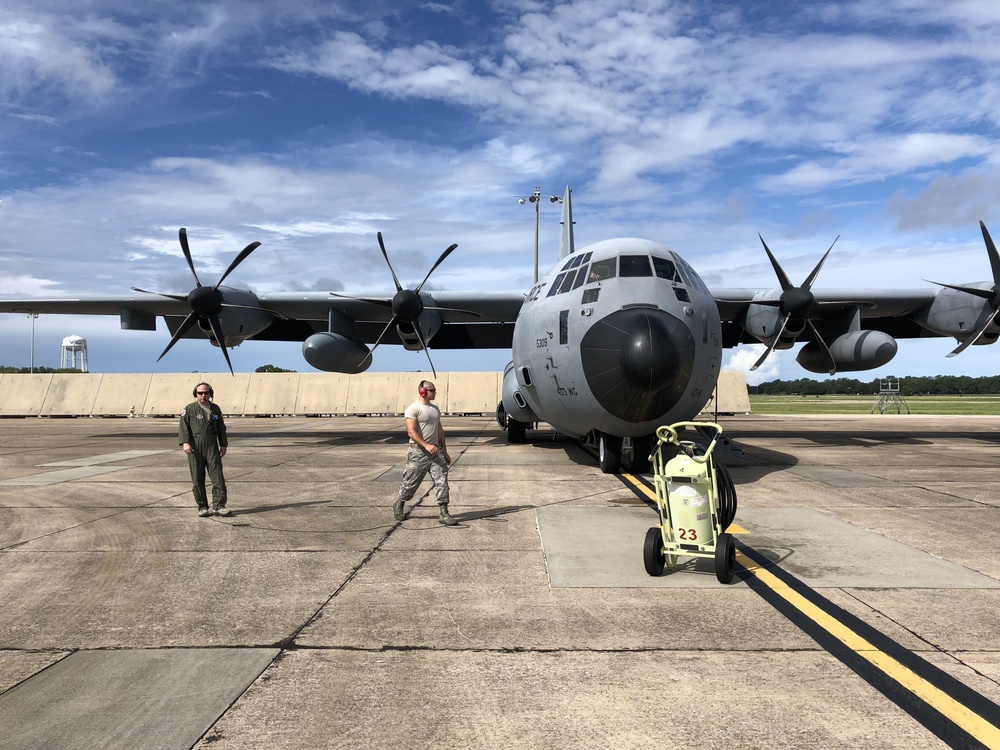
[1,413,999,748]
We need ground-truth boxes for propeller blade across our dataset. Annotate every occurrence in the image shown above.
[206,314,235,375]
[131,287,188,302]
[215,241,262,289]
[410,320,438,378]
[801,236,839,290]
[156,313,199,361]
[981,221,1000,284]
[804,318,837,375]
[329,292,393,308]
[925,280,994,301]
[415,244,459,293]
[218,301,290,320]
[377,233,404,293]
[759,236,793,291]
[423,305,485,319]
[178,228,203,287]
[358,315,402,370]
[947,306,1000,358]
[749,314,790,371]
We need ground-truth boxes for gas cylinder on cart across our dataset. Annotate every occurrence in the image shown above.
[663,441,715,545]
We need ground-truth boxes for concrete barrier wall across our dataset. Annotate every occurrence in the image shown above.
[0,370,750,417]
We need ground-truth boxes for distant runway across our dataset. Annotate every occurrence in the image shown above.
[1,414,999,748]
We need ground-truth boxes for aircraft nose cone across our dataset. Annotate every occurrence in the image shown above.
[581,308,695,423]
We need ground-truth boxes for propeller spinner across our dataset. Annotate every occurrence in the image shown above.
[331,232,482,377]
[131,228,263,375]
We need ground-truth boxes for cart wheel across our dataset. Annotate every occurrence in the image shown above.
[714,532,736,584]
[643,527,665,576]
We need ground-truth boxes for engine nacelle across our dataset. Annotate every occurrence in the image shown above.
[501,361,538,423]
[302,332,372,373]
[743,302,798,349]
[796,330,897,373]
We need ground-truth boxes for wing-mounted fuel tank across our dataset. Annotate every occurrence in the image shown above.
[796,330,897,373]
[302,332,372,373]
[302,307,372,373]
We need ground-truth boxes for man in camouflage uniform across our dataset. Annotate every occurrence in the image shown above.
[395,379,457,526]
[179,382,230,517]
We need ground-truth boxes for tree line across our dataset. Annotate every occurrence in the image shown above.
[752,375,1000,396]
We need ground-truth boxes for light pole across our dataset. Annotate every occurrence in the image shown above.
[28,313,38,373]
[517,187,561,283]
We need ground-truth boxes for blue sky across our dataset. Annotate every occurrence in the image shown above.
[3,0,1000,383]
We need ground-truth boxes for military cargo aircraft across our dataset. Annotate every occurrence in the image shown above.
[1,187,998,473]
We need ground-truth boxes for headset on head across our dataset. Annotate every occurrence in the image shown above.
[418,381,430,398]
[193,383,214,398]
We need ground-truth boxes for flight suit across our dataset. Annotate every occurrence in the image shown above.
[179,401,228,511]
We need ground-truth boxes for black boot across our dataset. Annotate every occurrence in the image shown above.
[438,505,457,526]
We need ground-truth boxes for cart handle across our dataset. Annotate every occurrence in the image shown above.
[655,421,724,464]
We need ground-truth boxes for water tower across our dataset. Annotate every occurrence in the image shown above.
[61,335,89,372]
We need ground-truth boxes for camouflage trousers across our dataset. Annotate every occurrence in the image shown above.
[398,444,450,506]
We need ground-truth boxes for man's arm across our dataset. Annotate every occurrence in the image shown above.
[437,423,450,464]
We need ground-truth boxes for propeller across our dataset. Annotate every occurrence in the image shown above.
[330,232,483,377]
[926,221,1000,357]
[748,235,840,375]
[131,227,263,375]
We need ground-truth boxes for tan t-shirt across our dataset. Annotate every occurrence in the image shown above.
[404,400,441,445]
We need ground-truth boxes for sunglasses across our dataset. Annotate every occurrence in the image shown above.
[196,391,211,395]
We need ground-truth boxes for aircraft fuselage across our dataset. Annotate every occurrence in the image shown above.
[509,238,723,439]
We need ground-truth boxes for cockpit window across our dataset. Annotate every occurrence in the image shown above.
[559,270,578,293]
[546,272,566,297]
[652,256,680,283]
[572,265,589,289]
[620,255,652,277]
[588,259,616,282]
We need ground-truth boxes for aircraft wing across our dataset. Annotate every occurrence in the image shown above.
[0,291,526,348]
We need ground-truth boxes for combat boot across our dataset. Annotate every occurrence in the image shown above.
[393,499,405,522]
[438,505,458,526]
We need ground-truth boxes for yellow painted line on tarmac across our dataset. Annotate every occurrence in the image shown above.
[620,467,999,744]
[738,551,1000,746]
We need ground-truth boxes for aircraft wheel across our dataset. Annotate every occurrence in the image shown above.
[598,433,622,473]
[507,418,526,444]
[643,527,665,576]
[715,532,736,584]
[630,434,653,473]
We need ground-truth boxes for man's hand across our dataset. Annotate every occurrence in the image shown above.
[182,442,193,455]
[220,446,228,457]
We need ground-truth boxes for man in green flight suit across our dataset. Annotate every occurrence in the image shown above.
[179,382,230,517]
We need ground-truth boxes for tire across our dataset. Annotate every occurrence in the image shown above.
[715,532,736,584]
[507,418,526,444]
[598,432,622,474]
[629,434,653,474]
[643,527,665,576]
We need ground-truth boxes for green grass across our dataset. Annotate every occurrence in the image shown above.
[748,394,1000,415]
